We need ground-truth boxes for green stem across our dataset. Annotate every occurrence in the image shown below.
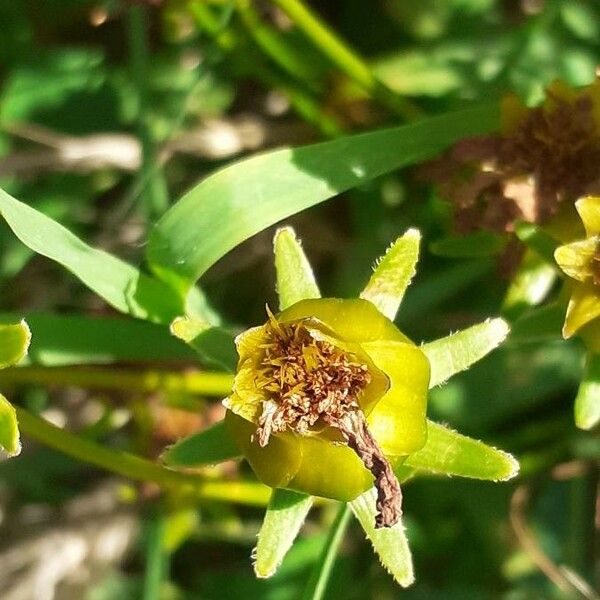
[188,0,344,137]
[271,0,420,121]
[143,509,167,600]
[128,4,169,216]
[0,366,233,397]
[15,406,269,505]
[302,504,352,600]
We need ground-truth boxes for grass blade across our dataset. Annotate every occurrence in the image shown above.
[147,103,499,288]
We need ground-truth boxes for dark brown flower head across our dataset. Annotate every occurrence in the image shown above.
[420,80,600,234]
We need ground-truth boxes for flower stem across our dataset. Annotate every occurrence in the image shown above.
[270,0,420,121]
[15,406,270,506]
[302,503,352,600]
[0,366,233,397]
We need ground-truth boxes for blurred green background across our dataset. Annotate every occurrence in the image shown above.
[0,0,598,598]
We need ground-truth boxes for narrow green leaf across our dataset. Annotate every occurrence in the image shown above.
[254,488,314,578]
[147,103,499,288]
[161,421,241,466]
[170,316,237,372]
[514,221,560,264]
[403,420,519,481]
[1,313,195,366]
[350,488,414,587]
[508,303,565,344]
[574,353,600,430]
[0,187,183,323]
[360,229,420,321]
[0,320,31,368]
[423,318,510,388]
[0,394,20,456]
[430,231,507,258]
[274,227,320,310]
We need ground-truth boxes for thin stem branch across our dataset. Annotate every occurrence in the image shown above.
[0,366,233,397]
[128,4,170,216]
[270,0,421,121]
[302,503,352,600]
[15,406,270,506]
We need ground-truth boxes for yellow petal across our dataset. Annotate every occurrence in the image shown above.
[563,281,600,338]
[576,197,600,237]
[554,238,597,282]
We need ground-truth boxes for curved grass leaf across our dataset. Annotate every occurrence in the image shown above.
[274,227,320,310]
[170,316,237,372]
[161,420,240,466]
[0,319,31,368]
[423,318,510,388]
[254,489,314,578]
[574,352,600,430]
[350,489,414,587]
[0,187,183,323]
[1,313,195,366]
[403,420,519,481]
[147,103,499,288]
[0,393,20,456]
[360,229,420,320]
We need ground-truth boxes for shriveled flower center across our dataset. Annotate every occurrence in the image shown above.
[254,313,402,528]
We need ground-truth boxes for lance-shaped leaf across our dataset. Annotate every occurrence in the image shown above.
[253,489,314,578]
[0,187,183,324]
[0,313,196,366]
[147,104,499,289]
[274,227,320,310]
[360,229,420,321]
[350,488,414,587]
[430,231,507,258]
[403,420,519,481]
[574,353,600,430]
[161,421,240,467]
[0,320,31,368]
[170,316,237,372]
[0,394,20,456]
[422,318,510,388]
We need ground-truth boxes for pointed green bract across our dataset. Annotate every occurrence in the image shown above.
[0,394,20,456]
[423,318,510,388]
[574,353,600,430]
[0,187,183,324]
[360,229,420,321]
[170,316,237,372]
[254,488,314,578]
[403,420,519,481]
[0,320,31,368]
[161,421,241,466]
[350,488,414,587]
[147,104,499,289]
[274,227,321,310]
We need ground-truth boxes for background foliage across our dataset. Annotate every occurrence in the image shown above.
[0,0,598,599]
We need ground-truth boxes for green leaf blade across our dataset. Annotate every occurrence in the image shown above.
[360,228,420,321]
[423,318,510,388]
[0,394,20,456]
[161,421,240,467]
[0,187,183,323]
[404,420,519,481]
[0,319,31,368]
[254,489,314,578]
[350,488,414,587]
[274,227,320,310]
[147,103,499,287]
[574,352,600,430]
